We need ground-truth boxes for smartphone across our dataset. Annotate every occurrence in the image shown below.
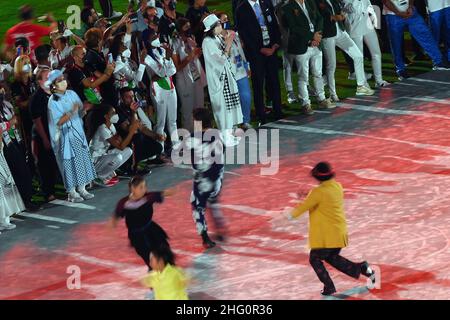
[108,53,113,64]
[17,47,21,56]
[57,20,66,34]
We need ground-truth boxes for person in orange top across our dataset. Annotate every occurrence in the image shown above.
[287,162,375,296]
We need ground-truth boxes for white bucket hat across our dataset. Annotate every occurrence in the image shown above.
[203,14,220,32]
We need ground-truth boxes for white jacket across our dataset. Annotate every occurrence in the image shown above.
[342,0,378,38]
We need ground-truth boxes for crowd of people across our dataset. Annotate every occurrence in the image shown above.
[0,0,449,236]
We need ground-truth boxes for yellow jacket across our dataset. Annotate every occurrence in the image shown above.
[142,264,189,300]
[290,179,348,249]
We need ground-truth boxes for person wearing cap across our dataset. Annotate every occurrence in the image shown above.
[285,162,376,296]
[48,29,85,70]
[202,14,243,147]
[3,5,57,62]
[46,69,97,203]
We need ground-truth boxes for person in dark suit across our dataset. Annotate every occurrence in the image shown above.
[236,0,283,124]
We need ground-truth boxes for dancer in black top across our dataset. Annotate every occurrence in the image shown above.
[111,175,173,269]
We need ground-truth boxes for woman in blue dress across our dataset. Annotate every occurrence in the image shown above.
[46,70,97,203]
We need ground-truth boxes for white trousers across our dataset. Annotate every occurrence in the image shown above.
[322,30,365,96]
[282,50,295,92]
[293,47,326,106]
[351,30,383,83]
[178,79,205,133]
[154,85,179,148]
[93,147,133,180]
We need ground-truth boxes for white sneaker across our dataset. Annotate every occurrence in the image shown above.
[0,222,16,230]
[108,11,123,19]
[330,94,340,102]
[79,190,95,200]
[68,191,84,203]
[301,104,314,115]
[317,98,336,109]
[375,80,390,88]
[356,85,375,96]
[348,72,373,81]
[287,91,298,104]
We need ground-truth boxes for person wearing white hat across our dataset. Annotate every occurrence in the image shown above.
[201,14,243,147]
[46,69,97,203]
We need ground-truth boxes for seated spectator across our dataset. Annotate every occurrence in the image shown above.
[87,104,134,187]
[46,70,97,203]
[0,85,40,211]
[117,87,165,175]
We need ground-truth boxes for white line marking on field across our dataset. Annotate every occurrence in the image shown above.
[405,97,450,105]
[46,225,61,229]
[409,77,450,85]
[16,212,78,224]
[49,199,96,210]
[313,110,331,113]
[335,103,450,119]
[264,123,450,154]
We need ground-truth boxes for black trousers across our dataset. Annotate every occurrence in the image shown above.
[248,53,282,122]
[309,248,362,289]
[3,141,33,205]
[121,133,163,171]
[32,137,58,198]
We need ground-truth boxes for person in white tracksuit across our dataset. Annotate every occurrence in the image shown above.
[318,0,375,101]
[144,35,180,151]
[342,0,389,88]
[172,18,207,133]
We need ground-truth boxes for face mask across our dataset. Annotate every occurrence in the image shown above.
[56,80,68,92]
[110,114,119,124]
[122,49,131,58]
[22,63,32,73]
[151,38,161,48]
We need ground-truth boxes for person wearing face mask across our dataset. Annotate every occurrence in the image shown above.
[172,18,206,133]
[0,86,40,212]
[202,14,243,147]
[87,104,134,187]
[84,28,118,107]
[143,32,180,152]
[11,55,36,174]
[29,69,59,202]
[67,45,114,110]
[46,70,97,203]
[217,12,253,130]
[159,0,184,40]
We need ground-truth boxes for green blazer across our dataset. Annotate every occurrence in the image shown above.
[316,0,345,38]
[281,0,324,55]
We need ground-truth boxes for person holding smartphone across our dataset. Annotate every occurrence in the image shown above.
[281,0,334,115]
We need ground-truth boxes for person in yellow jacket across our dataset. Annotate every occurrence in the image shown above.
[141,244,189,300]
[287,162,375,296]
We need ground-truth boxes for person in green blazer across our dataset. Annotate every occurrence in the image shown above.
[281,0,335,114]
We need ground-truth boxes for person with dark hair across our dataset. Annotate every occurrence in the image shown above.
[3,5,57,62]
[74,7,100,38]
[30,69,58,202]
[111,176,173,269]
[285,162,376,296]
[84,28,119,107]
[46,69,97,203]
[235,0,283,124]
[117,87,165,175]
[84,0,123,20]
[172,18,206,132]
[185,108,227,249]
[33,44,52,76]
[87,104,134,187]
[141,243,189,300]
[202,14,243,147]
[159,0,184,40]
[185,0,210,46]
[0,86,40,212]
